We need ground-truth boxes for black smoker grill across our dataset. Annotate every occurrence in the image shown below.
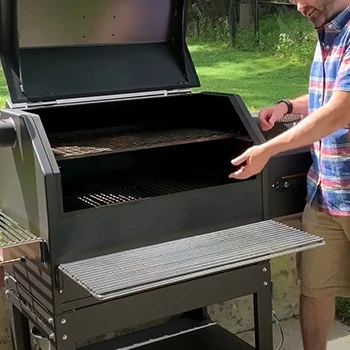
[0,1,323,350]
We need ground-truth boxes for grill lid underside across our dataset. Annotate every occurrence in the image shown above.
[0,0,200,104]
[58,220,324,301]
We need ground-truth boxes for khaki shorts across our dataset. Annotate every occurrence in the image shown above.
[297,203,350,297]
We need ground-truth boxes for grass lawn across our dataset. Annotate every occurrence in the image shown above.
[0,41,311,110]
[188,41,311,110]
[0,69,8,108]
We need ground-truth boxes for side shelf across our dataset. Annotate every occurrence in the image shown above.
[58,219,324,301]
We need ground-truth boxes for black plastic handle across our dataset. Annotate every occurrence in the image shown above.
[0,117,17,148]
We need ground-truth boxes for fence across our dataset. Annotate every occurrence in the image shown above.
[186,0,310,48]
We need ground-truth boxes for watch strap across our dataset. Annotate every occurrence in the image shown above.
[277,99,293,114]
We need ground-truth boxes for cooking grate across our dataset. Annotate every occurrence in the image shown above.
[277,114,303,123]
[0,210,39,248]
[62,170,228,212]
[50,127,237,160]
[58,220,324,300]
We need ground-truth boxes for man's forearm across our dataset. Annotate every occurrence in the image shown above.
[290,94,309,116]
[263,92,350,156]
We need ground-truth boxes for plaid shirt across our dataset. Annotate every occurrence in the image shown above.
[307,6,350,216]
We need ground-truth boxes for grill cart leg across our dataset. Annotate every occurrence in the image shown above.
[6,300,31,350]
[253,285,273,349]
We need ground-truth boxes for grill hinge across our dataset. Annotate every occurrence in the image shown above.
[6,100,58,110]
[166,88,192,96]
[6,89,192,110]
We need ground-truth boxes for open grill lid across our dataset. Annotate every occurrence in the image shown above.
[0,0,200,106]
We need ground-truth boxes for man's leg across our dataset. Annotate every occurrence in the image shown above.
[298,204,350,350]
[299,294,334,350]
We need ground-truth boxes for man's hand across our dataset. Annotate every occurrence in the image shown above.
[259,103,288,131]
[229,145,272,180]
[229,90,350,181]
[259,95,309,131]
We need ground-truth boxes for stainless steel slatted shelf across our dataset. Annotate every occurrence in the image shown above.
[58,220,324,301]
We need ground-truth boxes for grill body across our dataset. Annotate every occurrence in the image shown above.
[0,1,321,349]
[0,92,265,269]
[0,90,320,350]
[250,112,312,219]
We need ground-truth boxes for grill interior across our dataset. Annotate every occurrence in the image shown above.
[62,169,230,212]
[59,134,251,212]
[30,93,256,212]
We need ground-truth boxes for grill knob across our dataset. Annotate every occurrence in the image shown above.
[0,118,17,148]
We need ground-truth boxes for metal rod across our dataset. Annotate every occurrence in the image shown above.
[0,257,24,267]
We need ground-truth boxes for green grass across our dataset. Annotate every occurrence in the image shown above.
[0,70,7,108]
[188,40,310,110]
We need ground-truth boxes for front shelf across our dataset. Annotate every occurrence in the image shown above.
[81,319,254,350]
[58,219,324,301]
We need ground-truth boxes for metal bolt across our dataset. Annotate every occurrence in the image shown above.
[263,281,268,286]
[61,319,66,325]
[48,318,54,324]
[62,335,67,341]
[4,276,8,281]
[4,290,9,295]
[49,333,55,340]
[263,268,267,272]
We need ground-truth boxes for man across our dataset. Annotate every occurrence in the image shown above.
[229,2,350,350]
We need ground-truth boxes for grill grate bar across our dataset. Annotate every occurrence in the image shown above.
[0,211,39,248]
[277,114,304,123]
[63,170,227,212]
[59,220,324,300]
[51,127,238,160]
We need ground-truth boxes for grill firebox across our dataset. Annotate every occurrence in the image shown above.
[62,169,230,211]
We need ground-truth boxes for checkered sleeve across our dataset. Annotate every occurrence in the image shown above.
[334,44,350,91]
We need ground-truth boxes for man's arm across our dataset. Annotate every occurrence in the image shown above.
[290,94,309,116]
[265,90,350,155]
[266,46,350,154]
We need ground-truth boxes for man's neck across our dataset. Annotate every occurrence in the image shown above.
[329,2,350,20]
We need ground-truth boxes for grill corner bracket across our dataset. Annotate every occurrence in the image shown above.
[0,256,24,267]
[0,210,45,266]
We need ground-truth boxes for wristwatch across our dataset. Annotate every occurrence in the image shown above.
[277,99,293,114]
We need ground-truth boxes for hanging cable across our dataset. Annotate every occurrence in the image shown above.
[272,310,284,350]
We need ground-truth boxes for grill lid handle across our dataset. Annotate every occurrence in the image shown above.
[0,118,17,148]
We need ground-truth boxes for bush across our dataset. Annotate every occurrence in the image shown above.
[187,8,317,63]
